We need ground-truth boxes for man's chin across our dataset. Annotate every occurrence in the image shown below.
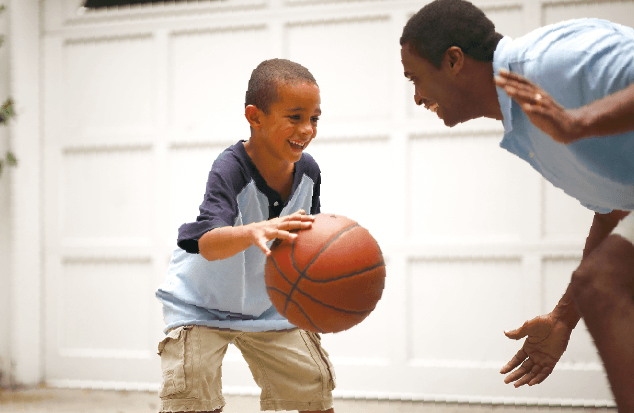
[443,118,459,128]
[443,114,471,128]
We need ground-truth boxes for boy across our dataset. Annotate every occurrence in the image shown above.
[156,59,335,413]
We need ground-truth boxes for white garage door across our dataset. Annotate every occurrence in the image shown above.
[41,0,634,405]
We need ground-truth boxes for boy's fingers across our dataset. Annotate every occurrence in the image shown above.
[257,240,271,256]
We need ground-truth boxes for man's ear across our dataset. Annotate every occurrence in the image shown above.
[245,105,263,130]
[444,46,464,74]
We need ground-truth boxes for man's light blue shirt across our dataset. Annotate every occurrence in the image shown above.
[493,19,634,213]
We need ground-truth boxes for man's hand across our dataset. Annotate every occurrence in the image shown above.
[500,313,573,387]
[495,68,583,144]
[249,209,314,256]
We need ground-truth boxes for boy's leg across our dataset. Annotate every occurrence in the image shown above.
[157,325,237,413]
[233,329,335,412]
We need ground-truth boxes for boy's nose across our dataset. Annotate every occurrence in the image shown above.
[301,122,314,135]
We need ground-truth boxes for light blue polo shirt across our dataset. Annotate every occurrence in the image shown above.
[156,141,321,333]
[493,19,634,213]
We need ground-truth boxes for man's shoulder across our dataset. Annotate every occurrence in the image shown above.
[511,19,633,57]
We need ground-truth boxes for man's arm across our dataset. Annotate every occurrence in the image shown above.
[501,209,630,387]
[573,83,634,141]
[495,69,634,144]
[552,209,631,327]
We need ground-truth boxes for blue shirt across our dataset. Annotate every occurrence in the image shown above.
[156,141,321,333]
[493,19,634,213]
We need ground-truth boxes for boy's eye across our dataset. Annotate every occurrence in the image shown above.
[311,117,319,123]
[289,115,300,120]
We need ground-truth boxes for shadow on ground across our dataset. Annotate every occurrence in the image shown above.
[0,387,618,413]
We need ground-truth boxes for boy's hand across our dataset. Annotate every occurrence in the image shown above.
[250,209,314,256]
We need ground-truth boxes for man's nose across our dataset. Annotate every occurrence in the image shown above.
[414,89,424,106]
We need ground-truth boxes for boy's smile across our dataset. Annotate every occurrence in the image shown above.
[246,82,321,167]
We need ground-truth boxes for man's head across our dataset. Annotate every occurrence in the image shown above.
[400,0,503,127]
[245,59,321,164]
[400,0,502,69]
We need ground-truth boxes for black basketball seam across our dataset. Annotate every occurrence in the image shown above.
[266,286,324,333]
[299,261,385,283]
[268,255,294,290]
[303,223,360,275]
[270,257,383,315]
[294,287,375,314]
[284,223,359,315]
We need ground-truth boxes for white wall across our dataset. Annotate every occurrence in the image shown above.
[3,0,42,386]
[0,0,11,388]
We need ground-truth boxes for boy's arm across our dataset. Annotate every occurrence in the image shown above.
[199,209,314,261]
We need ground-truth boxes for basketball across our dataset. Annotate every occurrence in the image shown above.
[264,213,386,333]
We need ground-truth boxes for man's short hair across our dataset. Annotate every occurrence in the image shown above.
[245,59,318,114]
[400,0,503,68]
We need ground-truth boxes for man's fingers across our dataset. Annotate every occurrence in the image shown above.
[514,371,537,388]
[503,356,533,384]
[529,366,553,386]
[500,349,527,374]
[497,68,531,84]
[504,325,528,340]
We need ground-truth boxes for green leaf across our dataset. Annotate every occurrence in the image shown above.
[0,98,14,124]
[6,151,16,166]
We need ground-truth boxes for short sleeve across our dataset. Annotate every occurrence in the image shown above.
[580,201,613,215]
[177,150,245,253]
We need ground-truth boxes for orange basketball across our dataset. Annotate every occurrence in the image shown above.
[264,213,386,333]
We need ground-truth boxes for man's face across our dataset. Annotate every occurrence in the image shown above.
[401,43,466,127]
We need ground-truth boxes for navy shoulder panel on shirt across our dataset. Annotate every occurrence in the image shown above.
[177,141,253,253]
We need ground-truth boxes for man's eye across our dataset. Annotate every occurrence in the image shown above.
[289,115,300,120]
[311,117,320,123]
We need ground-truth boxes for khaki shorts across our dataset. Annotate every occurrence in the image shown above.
[157,325,335,412]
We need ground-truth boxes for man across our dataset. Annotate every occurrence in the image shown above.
[400,0,634,410]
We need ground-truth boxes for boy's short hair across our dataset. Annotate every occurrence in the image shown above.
[245,59,318,115]
[400,0,503,69]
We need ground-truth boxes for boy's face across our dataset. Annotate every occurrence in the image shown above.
[257,81,321,164]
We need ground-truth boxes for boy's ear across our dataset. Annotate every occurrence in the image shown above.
[245,105,263,130]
